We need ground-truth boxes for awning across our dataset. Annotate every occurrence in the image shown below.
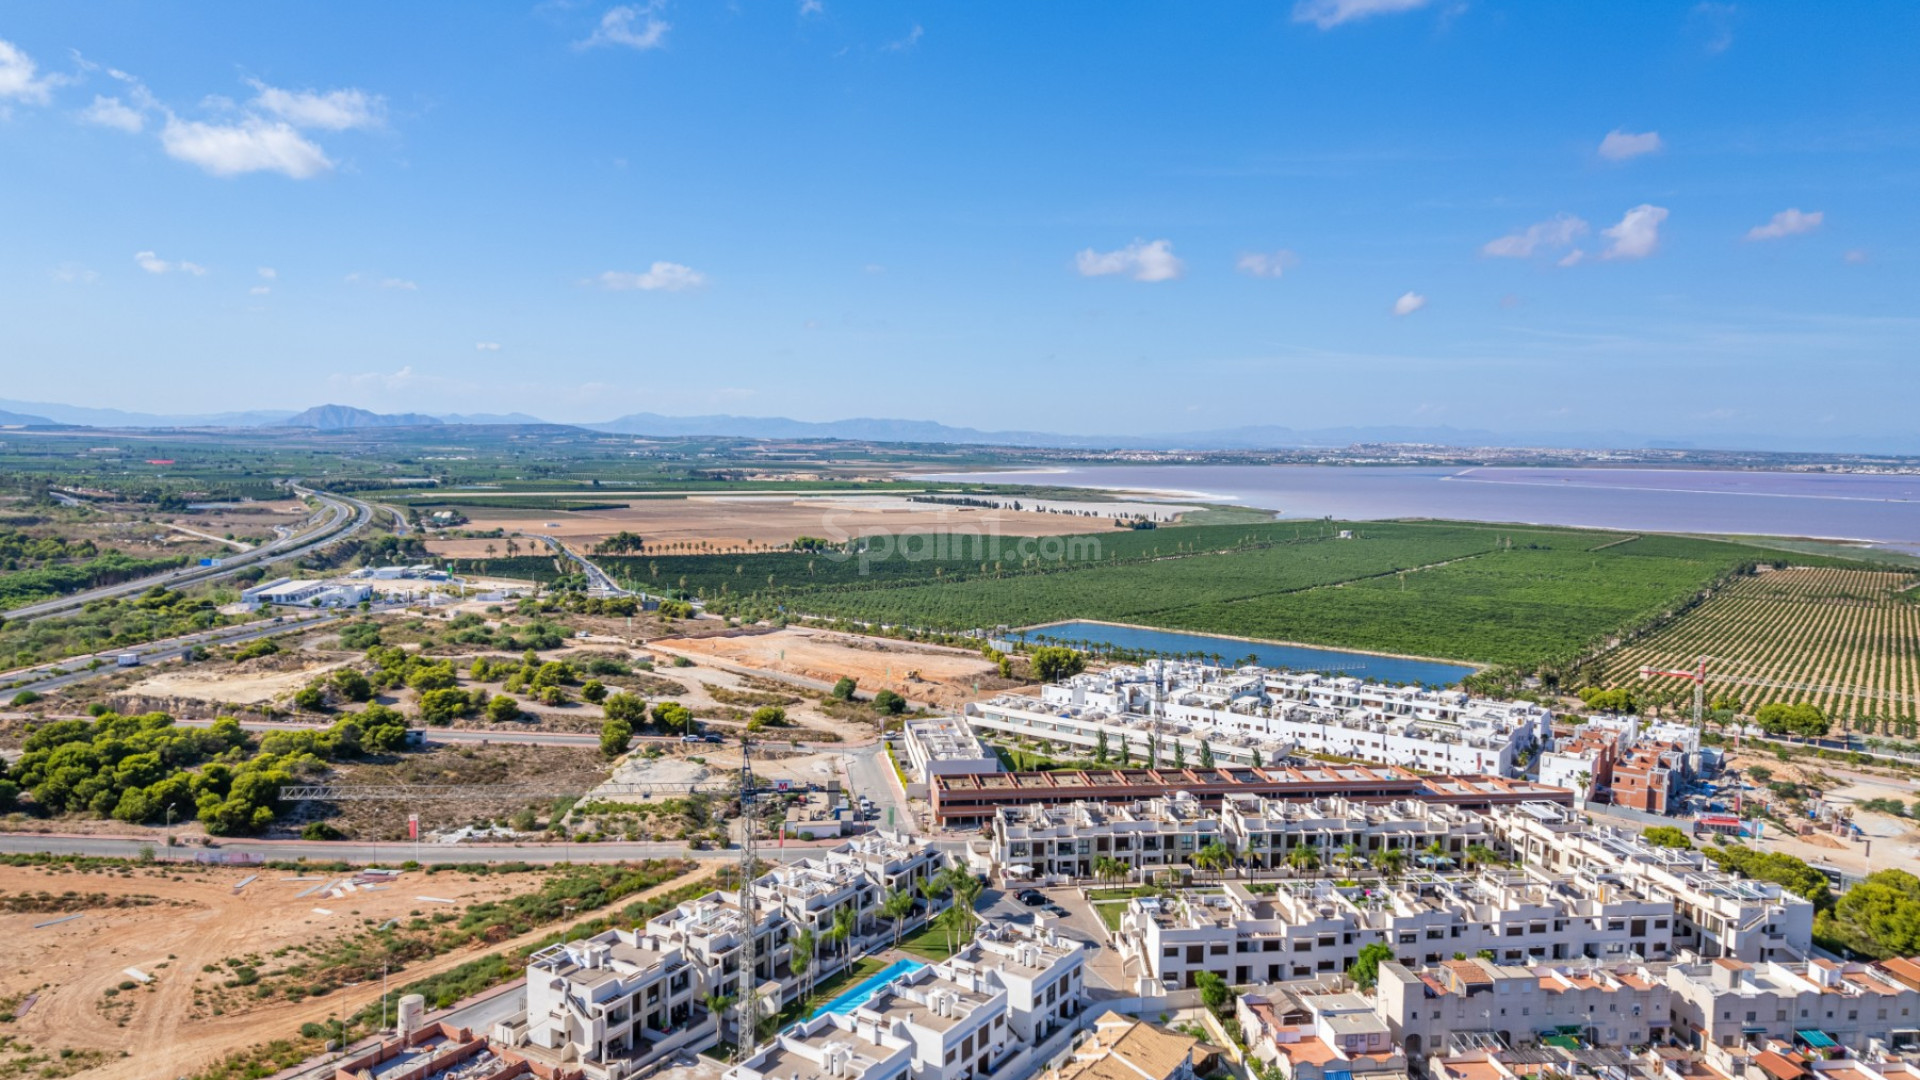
[1005,864,1034,876]
[1796,1030,1837,1049]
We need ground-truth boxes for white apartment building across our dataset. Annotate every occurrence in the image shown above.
[1493,803,1813,962]
[1117,869,1674,992]
[726,1011,914,1080]
[502,836,950,1078]
[959,920,1089,1043]
[1667,958,1920,1053]
[901,717,1001,779]
[967,661,1551,777]
[1220,796,1497,873]
[512,933,708,1078]
[1375,957,1671,1057]
[991,792,1225,883]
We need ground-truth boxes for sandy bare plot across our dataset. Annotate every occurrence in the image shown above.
[127,659,351,706]
[651,627,1001,708]
[430,494,1135,553]
[0,863,522,1080]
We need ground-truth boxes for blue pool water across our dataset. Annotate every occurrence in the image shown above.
[809,958,927,1020]
[1018,621,1475,687]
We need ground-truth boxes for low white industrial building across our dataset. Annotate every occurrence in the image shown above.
[241,576,372,608]
[900,716,1001,779]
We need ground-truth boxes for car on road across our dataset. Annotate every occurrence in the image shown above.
[680,734,704,743]
[702,734,724,744]
[1044,903,1069,918]
[1017,889,1047,906]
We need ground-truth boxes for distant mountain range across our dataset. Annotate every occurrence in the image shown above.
[1,398,1915,455]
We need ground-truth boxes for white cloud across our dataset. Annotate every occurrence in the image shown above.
[1291,0,1432,30]
[1601,204,1668,260]
[257,267,277,280]
[581,3,670,50]
[0,38,56,105]
[599,262,707,291]
[80,94,145,133]
[250,285,271,295]
[1746,208,1823,241]
[475,342,503,351]
[160,114,332,178]
[247,80,384,131]
[1844,249,1869,265]
[1392,291,1426,316]
[134,251,207,276]
[882,24,924,51]
[49,263,99,284]
[1481,213,1589,258]
[799,0,824,14]
[1692,2,1738,54]
[1557,249,1587,268]
[1075,239,1184,283]
[1235,250,1301,278]
[1597,129,1663,162]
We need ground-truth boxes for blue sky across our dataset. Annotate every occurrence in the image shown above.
[0,1,1915,442]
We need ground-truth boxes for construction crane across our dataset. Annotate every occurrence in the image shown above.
[1639,657,1709,731]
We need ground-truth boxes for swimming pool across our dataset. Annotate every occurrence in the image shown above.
[808,958,926,1020]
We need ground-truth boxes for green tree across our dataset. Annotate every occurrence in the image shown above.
[486,695,522,723]
[1173,740,1187,770]
[830,677,857,701]
[871,690,907,715]
[417,688,473,725]
[581,680,608,704]
[600,717,634,758]
[1194,971,1232,1016]
[1820,870,1920,959]
[652,701,694,734]
[1029,646,1086,683]
[1198,741,1215,769]
[1347,942,1395,990]
[1094,729,1109,765]
[1643,826,1694,849]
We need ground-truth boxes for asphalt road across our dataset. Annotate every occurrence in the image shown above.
[1,611,345,694]
[1,487,373,625]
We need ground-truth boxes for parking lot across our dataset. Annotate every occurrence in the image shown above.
[977,884,1130,991]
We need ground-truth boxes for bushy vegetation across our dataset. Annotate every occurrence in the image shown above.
[0,586,228,668]
[1,707,410,834]
[0,530,190,610]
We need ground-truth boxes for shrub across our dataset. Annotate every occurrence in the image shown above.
[830,677,857,701]
[486,696,522,723]
[871,689,907,715]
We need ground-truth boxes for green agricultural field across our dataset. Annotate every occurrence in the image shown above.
[626,522,1889,670]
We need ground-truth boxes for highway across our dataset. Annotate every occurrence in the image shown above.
[1,610,343,694]
[0,486,375,624]
[517,531,630,595]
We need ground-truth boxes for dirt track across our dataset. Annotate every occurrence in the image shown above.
[0,860,723,1080]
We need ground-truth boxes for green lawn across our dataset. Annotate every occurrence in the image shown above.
[898,921,969,962]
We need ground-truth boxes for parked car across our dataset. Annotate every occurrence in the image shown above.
[680,734,704,743]
[1017,889,1047,906]
[702,734,724,743]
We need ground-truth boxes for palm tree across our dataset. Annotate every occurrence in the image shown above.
[1378,848,1408,883]
[1287,844,1321,876]
[703,990,736,1046]
[947,869,984,946]
[1191,839,1232,882]
[1423,839,1447,871]
[1464,843,1499,871]
[790,926,815,1004]
[1093,855,1129,888]
[1338,842,1361,873]
[881,888,915,946]
[829,905,858,966]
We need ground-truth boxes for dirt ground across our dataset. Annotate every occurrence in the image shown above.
[310,743,614,839]
[0,861,527,1080]
[125,656,353,707]
[1721,750,1920,876]
[429,493,1142,553]
[650,627,1010,709]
